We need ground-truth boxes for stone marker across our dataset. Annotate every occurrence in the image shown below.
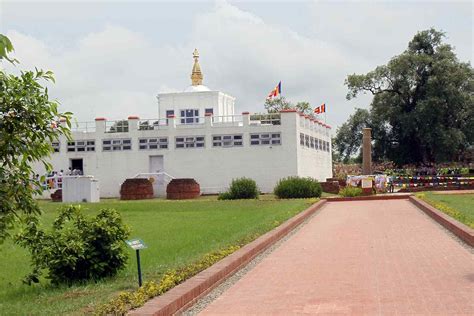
[362,128,372,175]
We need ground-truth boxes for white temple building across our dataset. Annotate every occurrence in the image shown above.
[34,49,333,198]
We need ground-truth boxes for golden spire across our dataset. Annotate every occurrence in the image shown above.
[191,48,203,86]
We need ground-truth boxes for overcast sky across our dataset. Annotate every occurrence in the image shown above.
[1,0,472,132]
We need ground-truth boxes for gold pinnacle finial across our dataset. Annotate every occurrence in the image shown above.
[191,48,203,86]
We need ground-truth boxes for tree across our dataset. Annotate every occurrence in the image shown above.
[0,34,72,242]
[343,28,474,165]
[294,101,312,115]
[0,34,17,63]
[264,97,314,115]
[333,108,370,162]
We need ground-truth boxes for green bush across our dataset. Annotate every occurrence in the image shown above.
[218,178,259,200]
[339,186,363,197]
[15,205,130,285]
[273,177,322,199]
[217,191,233,200]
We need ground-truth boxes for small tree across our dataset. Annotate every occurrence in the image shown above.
[16,205,130,285]
[0,34,72,242]
[264,97,314,115]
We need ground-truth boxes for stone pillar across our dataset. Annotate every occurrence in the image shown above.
[95,117,106,133]
[128,115,139,132]
[362,128,372,175]
[205,112,213,127]
[242,112,250,127]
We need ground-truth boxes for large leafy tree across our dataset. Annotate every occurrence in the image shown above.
[343,29,474,165]
[0,34,72,242]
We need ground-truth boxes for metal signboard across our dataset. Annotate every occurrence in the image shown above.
[126,239,147,250]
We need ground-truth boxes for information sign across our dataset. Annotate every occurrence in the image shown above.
[362,179,372,188]
[126,239,147,250]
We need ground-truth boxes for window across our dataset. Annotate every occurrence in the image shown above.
[138,137,168,150]
[250,133,281,146]
[205,108,214,115]
[300,133,304,146]
[305,135,310,147]
[166,110,174,117]
[67,140,95,152]
[175,136,205,149]
[325,141,330,152]
[213,134,243,147]
[103,139,131,151]
[310,136,315,149]
[52,142,60,152]
[180,109,200,124]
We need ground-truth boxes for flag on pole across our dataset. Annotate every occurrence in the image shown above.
[314,103,326,114]
[267,81,281,99]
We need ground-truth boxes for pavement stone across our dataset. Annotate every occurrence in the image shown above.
[199,200,474,315]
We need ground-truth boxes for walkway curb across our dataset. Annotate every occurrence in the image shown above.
[128,199,327,316]
[324,194,410,202]
[409,196,474,247]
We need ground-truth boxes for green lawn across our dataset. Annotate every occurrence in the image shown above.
[0,197,314,315]
[420,192,474,228]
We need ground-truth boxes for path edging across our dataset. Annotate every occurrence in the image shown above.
[408,196,474,247]
[324,194,410,202]
[128,199,327,316]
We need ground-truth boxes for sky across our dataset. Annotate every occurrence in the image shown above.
[1,0,472,132]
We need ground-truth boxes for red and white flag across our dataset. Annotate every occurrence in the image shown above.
[314,103,326,114]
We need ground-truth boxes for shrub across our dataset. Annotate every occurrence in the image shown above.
[339,186,363,197]
[274,177,322,199]
[217,191,233,200]
[218,178,259,200]
[15,205,130,285]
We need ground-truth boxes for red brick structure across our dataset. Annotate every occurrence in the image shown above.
[51,189,62,202]
[120,178,154,200]
[166,178,200,200]
[326,177,346,187]
[320,181,340,194]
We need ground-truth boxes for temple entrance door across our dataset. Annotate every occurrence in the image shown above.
[70,158,83,175]
[149,155,164,197]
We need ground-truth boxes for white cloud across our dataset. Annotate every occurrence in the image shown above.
[3,0,471,131]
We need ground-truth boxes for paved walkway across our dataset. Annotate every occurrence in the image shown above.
[200,200,473,315]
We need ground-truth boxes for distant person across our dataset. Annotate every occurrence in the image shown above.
[58,170,64,188]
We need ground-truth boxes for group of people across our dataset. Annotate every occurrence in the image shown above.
[36,168,83,190]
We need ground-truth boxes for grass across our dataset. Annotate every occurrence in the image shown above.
[0,197,314,315]
[418,192,474,228]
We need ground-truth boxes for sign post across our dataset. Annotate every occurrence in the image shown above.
[126,239,147,287]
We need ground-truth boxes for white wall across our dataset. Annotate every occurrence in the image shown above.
[157,91,235,119]
[296,115,333,181]
[34,111,332,198]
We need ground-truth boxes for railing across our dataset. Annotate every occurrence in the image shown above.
[133,172,175,181]
[71,121,96,133]
[250,113,281,125]
[105,120,129,133]
[212,115,243,126]
[138,119,168,130]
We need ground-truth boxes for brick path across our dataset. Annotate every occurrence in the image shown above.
[200,200,474,315]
